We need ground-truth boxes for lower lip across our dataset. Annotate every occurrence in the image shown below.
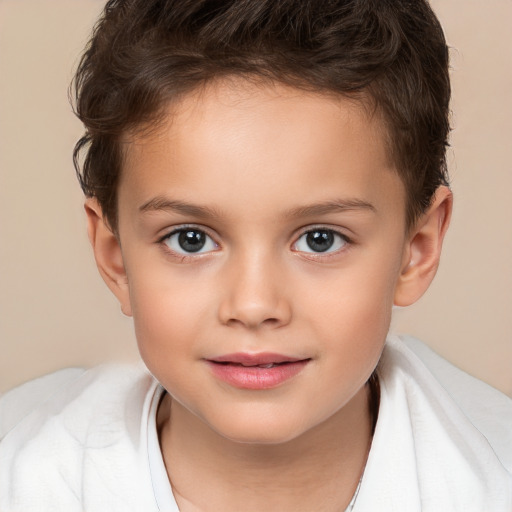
[206,360,310,389]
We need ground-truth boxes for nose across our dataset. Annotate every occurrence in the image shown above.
[217,251,292,330]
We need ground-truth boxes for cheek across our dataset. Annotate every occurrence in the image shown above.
[301,250,402,372]
[127,267,213,360]
[306,257,398,328]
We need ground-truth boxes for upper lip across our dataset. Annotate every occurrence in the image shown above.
[207,352,308,366]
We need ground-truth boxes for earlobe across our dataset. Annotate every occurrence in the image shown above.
[84,198,132,316]
[394,186,453,307]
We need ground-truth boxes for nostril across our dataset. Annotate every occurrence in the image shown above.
[224,315,285,329]
[262,317,281,326]
[218,289,292,328]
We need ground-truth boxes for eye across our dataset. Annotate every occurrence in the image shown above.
[163,228,217,255]
[294,229,348,254]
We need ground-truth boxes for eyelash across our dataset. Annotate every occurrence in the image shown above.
[157,225,352,260]
[292,226,352,258]
[157,225,219,261]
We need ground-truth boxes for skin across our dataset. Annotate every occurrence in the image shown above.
[86,79,452,511]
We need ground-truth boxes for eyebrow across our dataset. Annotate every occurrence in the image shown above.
[139,197,222,219]
[139,196,376,220]
[284,199,376,219]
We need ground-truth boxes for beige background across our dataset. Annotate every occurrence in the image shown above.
[0,0,511,395]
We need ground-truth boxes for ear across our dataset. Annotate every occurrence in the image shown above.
[84,198,132,316]
[394,186,453,307]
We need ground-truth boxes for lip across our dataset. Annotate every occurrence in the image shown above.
[209,352,305,365]
[206,353,311,389]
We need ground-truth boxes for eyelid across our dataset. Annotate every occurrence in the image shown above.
[294,224,352,242]
[157,223,218,243]
[158,224,220,257]
[292,225,352,255]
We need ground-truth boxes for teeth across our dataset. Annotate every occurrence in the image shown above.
[238,362,277,368]
[230,362,289,368]
[240,362,275,368]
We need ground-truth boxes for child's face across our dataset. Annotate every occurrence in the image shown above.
[111,81,410,443]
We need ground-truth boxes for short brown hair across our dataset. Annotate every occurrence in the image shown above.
[73,0,450,232]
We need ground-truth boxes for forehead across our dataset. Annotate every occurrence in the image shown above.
[119,80,403,223]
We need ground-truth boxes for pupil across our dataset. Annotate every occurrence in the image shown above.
[178,230,206,252]
[306,231,334,252]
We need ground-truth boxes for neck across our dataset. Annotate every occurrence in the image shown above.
[158,383,376,512]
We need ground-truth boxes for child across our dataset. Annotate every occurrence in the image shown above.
[1,0,511,510]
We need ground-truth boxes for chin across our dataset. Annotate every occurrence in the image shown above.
[207,412,314,446]
[220,429,303,446]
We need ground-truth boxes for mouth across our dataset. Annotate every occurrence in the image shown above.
[208,352,308,366]
[206,353,311,389]
[214,362,293,369]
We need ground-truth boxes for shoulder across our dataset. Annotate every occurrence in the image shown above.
[382,335,512,471]
[356,336,512,510]
[0,364,159,511]
[0,368,85,439]
[0,364,152,438]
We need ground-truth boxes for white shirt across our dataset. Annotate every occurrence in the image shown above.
[1,336,511,511]
[147,385,178,511]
